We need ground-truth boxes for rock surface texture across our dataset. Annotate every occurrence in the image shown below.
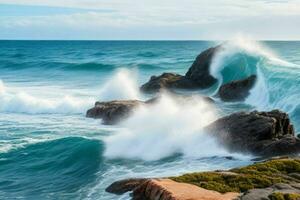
[86,100,144,125]
[218,75,257,102]
[107,178,239,200]
[207,110,300,157]
[86,94,214,125]
[141,46,221,93]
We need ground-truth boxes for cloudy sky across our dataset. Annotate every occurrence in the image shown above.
[0,0,299,40]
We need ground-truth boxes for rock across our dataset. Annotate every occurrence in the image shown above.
[108,178,240,200]
[172,158,300,198]
[86,100,144,125]
[240,183,300,200]
[86,93,214,125]
[105,178,149,195]
[218,75,257,102]
[140,73,200,93]
[206,109,300,157]
[106,159,300,200]
[140,45,222,93]
[184,45,220,88]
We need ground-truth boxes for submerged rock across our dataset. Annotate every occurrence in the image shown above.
[86,100,144,125]
[140,45,221,93]
[218,75,257,102]
[207,109,300,157]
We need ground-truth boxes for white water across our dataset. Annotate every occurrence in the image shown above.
[98,68,141,101]
[0,80,94,114]
[104,92,233,161]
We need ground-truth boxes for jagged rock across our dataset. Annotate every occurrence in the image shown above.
[86,100,144,125]
[86,94,214,125]
[206,109,300,157]
[141,45,221,93]
[184,45,220,88]
[218,75,257,102]
[140,73,198,93]
[108,178,240,200]
[105,178,149,195]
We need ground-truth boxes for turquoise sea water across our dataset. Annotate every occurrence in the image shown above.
[0,40,299,199]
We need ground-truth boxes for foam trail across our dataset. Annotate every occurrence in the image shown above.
[104,93,238,161]
[0,80,94,114]
[98,68,141,101]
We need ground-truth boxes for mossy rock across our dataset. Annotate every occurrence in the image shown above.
[269,192,300,200]
[171,159,300,193]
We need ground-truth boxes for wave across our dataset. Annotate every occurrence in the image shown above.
[103,92,245,161]
[0,80,94,114]
[210,37,300,116]
[63,62,117,71]
[0,137,103,199]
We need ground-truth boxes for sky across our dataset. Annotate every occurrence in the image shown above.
[0,0,299,40]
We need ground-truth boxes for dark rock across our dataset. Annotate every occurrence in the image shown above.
[87,94,214,125]
[140,45,222,93]
[105,178,149,195]
[86,100,144,125]
[140,73,198,93]
[185,45,220,88]
[218,75,257,102]
[206,109,300,157]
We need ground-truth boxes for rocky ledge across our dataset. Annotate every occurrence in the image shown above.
[207,109,300,157]
[86,94,214,125]
[86,100,145,125]
[106,158,300,200]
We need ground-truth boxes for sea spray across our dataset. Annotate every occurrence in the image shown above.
[104,92,231,161]
[98,68,141,101]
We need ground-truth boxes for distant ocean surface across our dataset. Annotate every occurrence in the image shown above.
[0,40,299,199]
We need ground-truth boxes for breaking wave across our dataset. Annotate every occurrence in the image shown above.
[0,80,94,114]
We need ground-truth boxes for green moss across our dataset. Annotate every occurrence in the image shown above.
[171,159,300,193]
[269,192,300,200]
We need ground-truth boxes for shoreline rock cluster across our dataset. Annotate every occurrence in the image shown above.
[106,158,300,200]
[86,44,300,199]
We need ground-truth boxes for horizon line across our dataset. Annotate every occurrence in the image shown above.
[1,39,300,42]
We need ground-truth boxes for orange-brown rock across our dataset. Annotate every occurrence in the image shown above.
[107,178,240,200]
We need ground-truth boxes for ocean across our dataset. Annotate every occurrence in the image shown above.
[0,39,299,199]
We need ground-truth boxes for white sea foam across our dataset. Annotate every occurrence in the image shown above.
[104,92,234,161]
[98,68,141,101]
[0,80,94,114]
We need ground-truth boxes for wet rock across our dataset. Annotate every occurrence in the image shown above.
[86,93,214,125]
[140,73,198,93]
[140,45,221,93]
[184,45,220,88]
[218,75,257,102]
[86,100,144,125]
[207,109,300,157]
[105,178,149,195]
